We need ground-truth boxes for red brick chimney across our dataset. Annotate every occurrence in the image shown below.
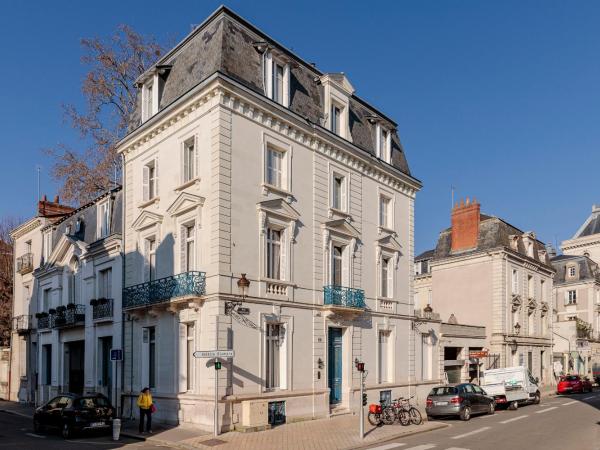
[451,197,480,252]
[38,194,75,222]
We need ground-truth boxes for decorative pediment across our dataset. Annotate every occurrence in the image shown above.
[320,73,355,96]
[323,218,360,240]
[511,294,522,312]
[131,210,163,232]
[527,297,537,313]
[166,192,205,217]
[257,198,300,222]
[540,301,549,316]
[376,234,403,253]
[47,235,84,266]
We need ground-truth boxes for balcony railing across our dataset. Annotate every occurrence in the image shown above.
[92,298,113,321]
[323,285,366,309]
[52,305,86,328]
[123,271,206,310]
[37,315,51,330]
[16,253,33,274]
[12,315,31,333]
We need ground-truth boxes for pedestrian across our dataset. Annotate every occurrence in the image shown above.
[137,387,153,433]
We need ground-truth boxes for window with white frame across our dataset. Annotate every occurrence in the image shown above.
[142,81,154,122]
[98,268,112,299]
[378,330,391,383]
[266,227,283,280]
[266,146,285,189]
[97,200,111,239]
[528,308,535,335]
[332,245,345,286]
[331,173,346,211]
[186,323,195,391]
[527,275,534,298]
[143,159,158,202]
[42,287,50,311]
[379,195,392,229]
[265,323,282,389]
[377,125,391,163]
[540,279,545,301]
[183,137,196,183]
[331,103,342,135]
[144,237,157,281]
[182,223,195,272]
[43,230,52,261]
[512,269,519,294]
[566,290,577,305]
[265,53,290,107]
[568,266,576,278]
[380,256,393,298]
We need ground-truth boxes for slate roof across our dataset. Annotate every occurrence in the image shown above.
[415,249,435,261]
[434,214,553,269]
[572,205,600,239]
[129,6,413,177]
[551,254,600,284]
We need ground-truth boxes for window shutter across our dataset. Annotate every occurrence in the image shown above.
[181,142,186,184]
[143,240,150,282]
[265,52,273,98]
[178,323,187,393]
[194,136,199,180]
[180,225,187,273]
[388,260,393,298]
[342,247,350,287]
[283,64,290,107]
[154,158,159,198]
[280,229,288,281]
[142,166,149,202]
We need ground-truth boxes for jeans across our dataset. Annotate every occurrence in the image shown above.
[139,407,152,432]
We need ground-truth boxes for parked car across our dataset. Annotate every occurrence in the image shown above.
[426,383,495,421]
[33,393,114,438]
[557,375,593,395]
[481,366,541,409]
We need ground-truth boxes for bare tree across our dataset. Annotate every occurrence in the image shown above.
[0,217,19,347]
[46,25,164,204]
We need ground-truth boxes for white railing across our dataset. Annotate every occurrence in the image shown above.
[266,281,289,296]
[379,299,395,313]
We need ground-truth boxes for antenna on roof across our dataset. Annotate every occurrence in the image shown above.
[36,165,41,202]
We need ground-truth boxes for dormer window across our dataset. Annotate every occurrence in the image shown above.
[142,81,154,122]
[97,199,111,239]
[265,52,290,107]
[331,104,341,135]
[320,73,354,141]
[376,124,391,163]
[43,230,52,261]
[568,265,576,278]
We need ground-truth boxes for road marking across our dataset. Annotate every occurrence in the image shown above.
[24,433,46,438]
[535,407,558,414]
[583,396,596,400]
[451,426,491,439]
[562,400,578,405]
[368,444,406,450]
[445,448,470,450]
[404,445,436,450]
[500,414,528,424]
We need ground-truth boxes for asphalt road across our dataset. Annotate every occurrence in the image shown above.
[0,410,175,449]
[365,391,600,450]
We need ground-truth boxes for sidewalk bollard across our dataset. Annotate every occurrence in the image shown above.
[112,418,121,441]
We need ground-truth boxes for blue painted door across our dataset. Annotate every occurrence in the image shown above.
[328,328,343,404]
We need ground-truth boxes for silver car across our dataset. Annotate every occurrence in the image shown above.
[426,383,495,421]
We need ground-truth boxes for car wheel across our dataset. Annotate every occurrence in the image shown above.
[509,401,518,411]
[488,402,495,415]
[33,419,44,433]
[460,406,471,421]
[533,392,541,404]
[62,422,72,439]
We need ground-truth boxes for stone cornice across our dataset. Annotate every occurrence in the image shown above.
[10,218,43,241]
[118,74,421,197]
[562,235,600,251]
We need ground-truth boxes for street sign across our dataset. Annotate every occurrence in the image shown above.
[193,350,235,358]
[237,307,251,315]
[110,349,123,361]
[469,350,488,359]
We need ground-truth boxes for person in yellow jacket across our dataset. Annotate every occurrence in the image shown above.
[137,387,153,433]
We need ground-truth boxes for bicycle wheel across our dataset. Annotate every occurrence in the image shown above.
[409,407,422,425]
[382,407,396,425]
[367,412,382,426]
[398,409,411,426]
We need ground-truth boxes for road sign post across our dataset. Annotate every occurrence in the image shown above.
[193,350,235,436]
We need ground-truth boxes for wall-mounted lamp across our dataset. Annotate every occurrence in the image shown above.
[225,274,251,315]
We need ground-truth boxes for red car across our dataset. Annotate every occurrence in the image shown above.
[557,375,593,394]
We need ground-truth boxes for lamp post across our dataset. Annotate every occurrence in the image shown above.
[514,322,521,336]
[225,273,251,315]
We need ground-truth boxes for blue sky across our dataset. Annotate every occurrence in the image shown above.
[1,1,599,253]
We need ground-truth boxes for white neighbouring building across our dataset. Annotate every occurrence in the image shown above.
[118,6,429,432]
[9,189,124,408]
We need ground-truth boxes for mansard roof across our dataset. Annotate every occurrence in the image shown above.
[572,205,600,239]
[551,254,600,284]
[129,6,413,177]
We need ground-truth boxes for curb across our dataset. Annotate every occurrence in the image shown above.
[344,422,450,450]
[0,409,34,419]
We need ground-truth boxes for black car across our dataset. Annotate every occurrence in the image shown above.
[426,383,495,421]
[33,393,114,438]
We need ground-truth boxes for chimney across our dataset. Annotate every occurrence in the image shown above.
[37,194,75,222]
[451,197,480,252]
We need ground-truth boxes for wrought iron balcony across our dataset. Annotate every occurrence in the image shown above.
[323,285,366,309]
[12,315,31,334]
[16,253,33,275]
[123,271,206,310]
[92,298,113,321]
[52,305,86,328]
[37,315,51,330]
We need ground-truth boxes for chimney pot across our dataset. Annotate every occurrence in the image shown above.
[43,194,47,201]
[451,197,481,252]
[54,195,59,203]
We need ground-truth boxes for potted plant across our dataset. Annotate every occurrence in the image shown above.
[48,308,56,315]
[97,297,107,305]
[66,303,76,310]
[90,299,98,307]
[56,305,66,314]
[35,312,44,319]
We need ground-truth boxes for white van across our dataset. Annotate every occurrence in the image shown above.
[481,366,541,410]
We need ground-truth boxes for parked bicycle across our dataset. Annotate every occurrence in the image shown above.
[393,395,422,425]
[367,401,395,426]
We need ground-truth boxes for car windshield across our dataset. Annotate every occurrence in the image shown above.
[77,396,110,408]
[562,376,580,382]
[430,386,457,396]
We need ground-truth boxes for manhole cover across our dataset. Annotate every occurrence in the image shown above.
[199,438,226,447]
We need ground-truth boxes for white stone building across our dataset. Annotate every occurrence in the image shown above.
[117,6,428,431]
